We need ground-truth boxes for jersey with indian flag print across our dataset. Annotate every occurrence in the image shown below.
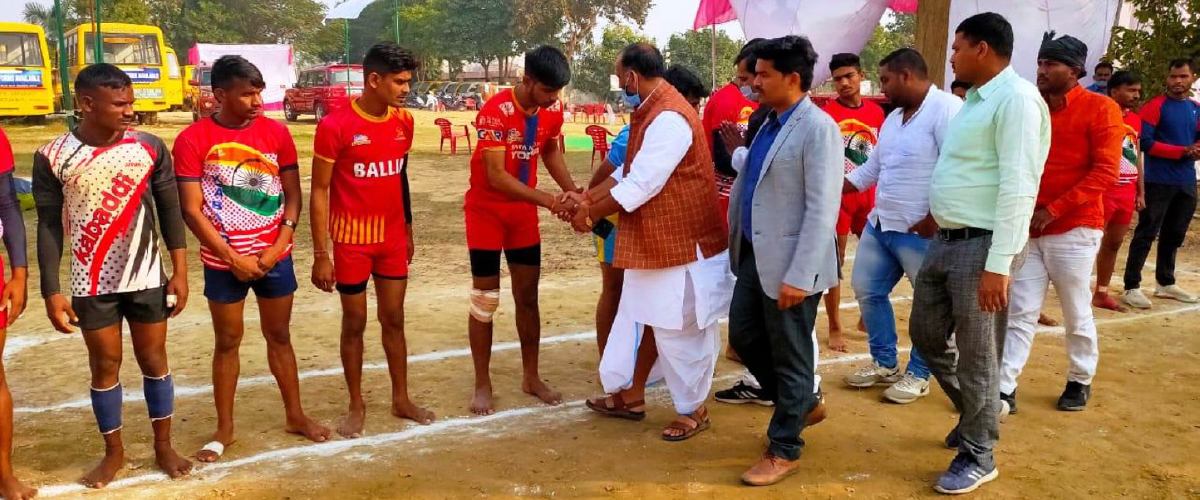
[173,115,299,270]
[822,99,885,174]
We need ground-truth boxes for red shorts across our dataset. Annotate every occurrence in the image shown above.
[838,188,875,236]
[464,201,541,251]
[1104,182,1137,226]
[334,237,409,286]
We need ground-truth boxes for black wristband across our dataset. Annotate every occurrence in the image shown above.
[280,218,297,229]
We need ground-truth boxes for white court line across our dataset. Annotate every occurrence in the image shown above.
[13,288,908,414]
[30,302,1200,497]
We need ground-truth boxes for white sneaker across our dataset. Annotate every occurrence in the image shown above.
[883,372,931,404]
[1121,289,1152,309]
[1155,284,1199,304]
[998,399,1010,423]
[844,361,901,388]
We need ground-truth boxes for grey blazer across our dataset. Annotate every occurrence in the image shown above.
[727,96,843,299]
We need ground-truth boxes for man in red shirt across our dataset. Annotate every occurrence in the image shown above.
[175,55,330,462]
[703,39,763,217]
[822,53,885,352]
[310,43,433,438]
[998,34,1121,413]
[465,45,578,416]
[1094,71,1145,310]
[0,125,32,500]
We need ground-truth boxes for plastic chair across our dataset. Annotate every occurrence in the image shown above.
[435,118,472,155]
[585,125,614,170]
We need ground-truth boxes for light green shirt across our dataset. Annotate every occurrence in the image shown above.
[930,66,1050,275]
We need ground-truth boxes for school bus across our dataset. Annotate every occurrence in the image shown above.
[164,47,183,110]
[182,64,197,110]
[63,23,170,123]
[0,22,55,120]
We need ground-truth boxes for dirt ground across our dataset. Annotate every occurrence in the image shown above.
[1,111,1199,500]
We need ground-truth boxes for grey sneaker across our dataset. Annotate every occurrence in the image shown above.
[934,455,999,495]
[883,372,930,404]
[844,361,901,388]
[1120,289,1152,309]
[1155,284,1199,304]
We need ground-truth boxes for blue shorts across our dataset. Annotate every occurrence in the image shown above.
[593,215,619,265]
[204,256,299,304]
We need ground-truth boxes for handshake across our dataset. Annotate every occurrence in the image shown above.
[548,190,614,237]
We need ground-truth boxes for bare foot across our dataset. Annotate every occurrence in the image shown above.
[285,415,331,443]
[1092,292,1125,312]
[81,446,124,489]
[826,329,848,353]
[154,441,193,479]
[470,385,495,416]
[195,427,236,463]
[522,377,563,406]
[857,317,867,333]
[0,474,38,500]
[725,345,742,364]
[1037,313,1059,327]
[391,399,436,424]
[337,405,367,438]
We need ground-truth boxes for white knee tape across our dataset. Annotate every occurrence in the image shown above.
[470,289,501,323]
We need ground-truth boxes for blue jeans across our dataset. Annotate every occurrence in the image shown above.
[851,222,931,379]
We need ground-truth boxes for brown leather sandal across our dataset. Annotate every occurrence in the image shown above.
[586,393,646,421]
[661,410,711,442]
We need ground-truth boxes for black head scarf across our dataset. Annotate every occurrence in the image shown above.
[1038,31,1089,77]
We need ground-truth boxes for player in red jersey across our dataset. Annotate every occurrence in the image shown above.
[174,56,330,463]
[310,43,433,438]
[703,39,762,219]
[0,125,32,500]
[1094,71,1146,310]
[823,53,885,353]
[465,45,579,415]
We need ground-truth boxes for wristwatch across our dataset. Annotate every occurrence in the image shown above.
[280,218,297,229]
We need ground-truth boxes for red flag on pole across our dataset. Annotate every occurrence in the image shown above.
[888,0,918,13]
[693,0,737,30]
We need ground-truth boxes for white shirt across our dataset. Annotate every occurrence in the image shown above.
[610,111,734,330]
[846,86,963,233]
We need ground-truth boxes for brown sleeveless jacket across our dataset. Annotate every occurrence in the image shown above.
[613,83,728,270]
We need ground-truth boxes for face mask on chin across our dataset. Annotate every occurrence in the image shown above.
[739,84,759,102]
[622,73,642,108]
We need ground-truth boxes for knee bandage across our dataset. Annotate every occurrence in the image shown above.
[469,289,501,323]
[90,383,123,434]
[144,372,174,422]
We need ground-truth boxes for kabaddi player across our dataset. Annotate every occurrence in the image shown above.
[0,125,33,499]
[174,55,330,462]
[465,45,578,415]
[309,43,433,437]
[33,63,192,488]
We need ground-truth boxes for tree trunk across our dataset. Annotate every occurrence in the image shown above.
[915,0,952,88]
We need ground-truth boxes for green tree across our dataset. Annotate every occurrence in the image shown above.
[859,12,915,82]
[665,28,743,91]
[512,0,651,61]
[1108,0,1200,92]
[439,0,517,81]
[573,24,651,100]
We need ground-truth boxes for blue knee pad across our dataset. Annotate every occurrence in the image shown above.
[144,373,174,421]
[90,383,123,434]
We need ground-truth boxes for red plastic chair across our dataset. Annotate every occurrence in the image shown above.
[435,118,472,155]
[585,125,614,170]
[464,97,477,111]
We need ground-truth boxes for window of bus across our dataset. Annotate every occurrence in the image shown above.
[0,32,43,67]
[199,68,211,86]
[84,33,161,65]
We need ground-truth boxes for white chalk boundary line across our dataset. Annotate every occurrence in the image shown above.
[15,292,912,415]
[29,302,1200,497]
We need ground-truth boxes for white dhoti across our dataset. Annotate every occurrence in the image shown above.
[598,311,665,393]
[611,248,734,415]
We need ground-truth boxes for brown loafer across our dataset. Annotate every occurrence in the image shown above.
[740,453,801,486]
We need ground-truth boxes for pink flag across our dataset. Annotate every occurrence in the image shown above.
[888,0,918,13]
[694,0,738,30]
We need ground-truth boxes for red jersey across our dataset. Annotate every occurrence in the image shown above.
[702,83,757,141]
[822,99,886,174]
[173,116,298,269]
[467,89,564,205]
[314,100,414,246]
[1117,110,1141,185]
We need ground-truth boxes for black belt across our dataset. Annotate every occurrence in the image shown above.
[937,227,993,242]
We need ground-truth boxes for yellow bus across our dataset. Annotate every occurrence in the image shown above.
[182,64,197,110]
[0,22,55,120]
[63,23,170,123]
[164,47,183,110]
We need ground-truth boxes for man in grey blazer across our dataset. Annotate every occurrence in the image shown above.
[723,35,843,487]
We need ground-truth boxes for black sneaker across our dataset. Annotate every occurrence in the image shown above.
[944,426,960,450]
[715,381,774,406]
[1000,390,1018,415]
[1056,381,1091,411]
